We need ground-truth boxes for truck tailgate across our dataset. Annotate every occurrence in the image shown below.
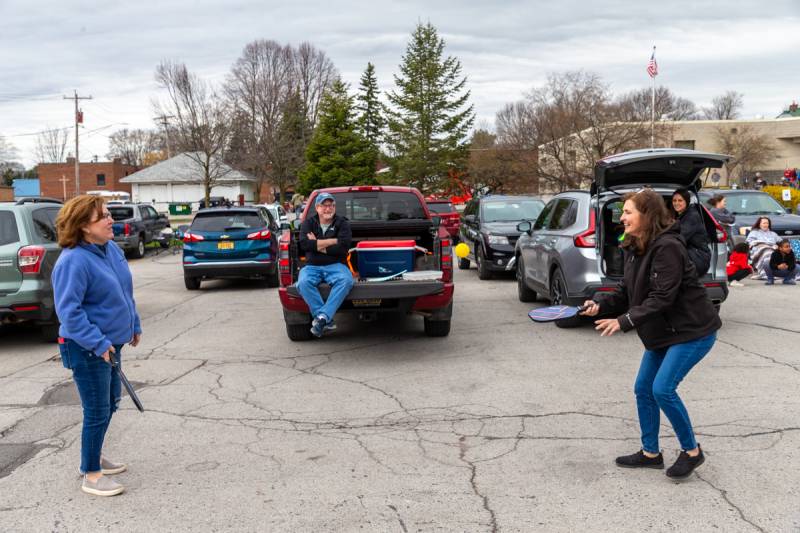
[286,279,444,300]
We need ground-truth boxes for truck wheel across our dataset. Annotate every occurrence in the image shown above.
[476,247,492,280]
[517,258,537,302]
[286,322,313,341]
[424,318,451,337]
[184,275,201,290]
[129,236,145,259]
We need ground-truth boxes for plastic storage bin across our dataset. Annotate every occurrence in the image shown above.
[356,240,415,278]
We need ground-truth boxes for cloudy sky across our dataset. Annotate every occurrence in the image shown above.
[1,0,798,167]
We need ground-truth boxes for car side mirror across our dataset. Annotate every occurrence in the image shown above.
[465,214,476,224]
[517,221,532,234]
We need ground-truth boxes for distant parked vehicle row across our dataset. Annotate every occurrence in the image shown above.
[698,189,800,246]
[109,203,171,258]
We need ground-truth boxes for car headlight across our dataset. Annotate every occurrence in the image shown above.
[486,234,509,245]
[739,227,749,236]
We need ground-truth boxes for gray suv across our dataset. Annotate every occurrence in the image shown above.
[515,149,730,326]
[0,198,63,340]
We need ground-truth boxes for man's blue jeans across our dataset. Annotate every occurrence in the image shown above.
[765,264,799,282]
[296,263,354,322]
[634,332,716,453]
[60,339,122,474]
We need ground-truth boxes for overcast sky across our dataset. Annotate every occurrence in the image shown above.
[1,0,798,167]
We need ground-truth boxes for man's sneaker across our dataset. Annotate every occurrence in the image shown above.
[81,475,124,496]
[766,280,774,285]
[666,446,705,479]
[101,456,127,475]
[310,314,328,338]
[324,319,337,331]
[783,278,797,285]
[615,450,664,469]
[729,280,744,287]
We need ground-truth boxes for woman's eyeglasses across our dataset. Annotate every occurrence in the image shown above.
[92,212,113,222]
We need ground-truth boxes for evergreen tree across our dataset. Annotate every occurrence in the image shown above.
[355,62,384,150]
[298,80,377,194]
[385,22,475,193]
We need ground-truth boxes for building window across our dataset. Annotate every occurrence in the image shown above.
[96,174,106,186]
[674,140,695,150]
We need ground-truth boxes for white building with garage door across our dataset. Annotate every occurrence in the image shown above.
[120,152,258,211]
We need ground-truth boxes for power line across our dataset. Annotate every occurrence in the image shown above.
[5,126,72,138]
[64,90,92,195]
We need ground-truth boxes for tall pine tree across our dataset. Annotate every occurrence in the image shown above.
[385,22,475,193]
[298,79,377,194]
[355,62,384,151]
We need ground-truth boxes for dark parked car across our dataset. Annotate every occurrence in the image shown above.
[699,189,800,246]
[515,149,730,326]
[0,198,63,340]
[425,199,461,241]
[198,196,228,209]
[182,206,280,290]
[458,195,545,279]
[110,203,171,258]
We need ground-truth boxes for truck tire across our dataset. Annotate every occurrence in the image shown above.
[517,258,537,302]
[424,318,451,337]
[286,322,313,341]
[184,275,201,290]
[129,235,145,259]
[476,246,492,280]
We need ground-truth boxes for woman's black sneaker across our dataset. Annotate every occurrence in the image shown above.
[615,450,664,469]
[666,446,705,479]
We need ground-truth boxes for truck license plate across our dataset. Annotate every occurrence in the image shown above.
[352,298,382,307]
[217,241,234,250]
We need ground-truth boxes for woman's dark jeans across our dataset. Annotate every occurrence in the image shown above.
[634,332,716,454]
[59,339,122,474]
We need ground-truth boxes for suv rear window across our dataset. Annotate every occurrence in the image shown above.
[427,202,455,214]
[0,211,19,246]
[109,207,134,221]
[482,200,544,222]
[191,211,265,232]
[329,192,426,221]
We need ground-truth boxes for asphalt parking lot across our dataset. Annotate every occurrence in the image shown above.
[1,249,799,532]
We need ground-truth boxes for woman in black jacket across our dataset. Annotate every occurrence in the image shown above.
[581,189,721,480]
[672,188,711,276]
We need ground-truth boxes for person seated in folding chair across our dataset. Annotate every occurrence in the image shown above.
[297,193,354,337]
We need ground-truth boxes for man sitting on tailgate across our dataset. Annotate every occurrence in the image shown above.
[297,192,354,337]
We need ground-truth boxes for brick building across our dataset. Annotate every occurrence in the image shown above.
[36,158,138,200]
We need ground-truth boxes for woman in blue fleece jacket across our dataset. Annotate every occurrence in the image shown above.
[52,195,142,497]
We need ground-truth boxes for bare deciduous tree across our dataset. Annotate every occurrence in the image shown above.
[106,128,159,166]
[714,124,775,184]
[155,60,231,206]
[34,127,69,163]
[466,129,537,194]
[703,91,744,120]
[495,101,536,148]
[293,42,337,130]
[617,86,698,121]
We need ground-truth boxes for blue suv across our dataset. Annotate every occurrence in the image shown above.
[182,207,280,290]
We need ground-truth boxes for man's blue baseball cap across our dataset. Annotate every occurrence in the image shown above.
[315,192,335,205]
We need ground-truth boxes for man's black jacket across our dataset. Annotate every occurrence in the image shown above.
[678,206,711,276]
[298,213,352,266]
[769,249,797,271]
[596,223,721,350]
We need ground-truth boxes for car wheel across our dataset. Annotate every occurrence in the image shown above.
[517,258,537,302]
[476,246,492,280]
[184,275,201,290]
[286,321,313,341]
[457,256,470,270]
[550,267,581,328]
[129,236,145,259]
[424,318,451,337]
[266,265,280,288]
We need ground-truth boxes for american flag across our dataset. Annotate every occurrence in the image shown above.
[647,47,658,78]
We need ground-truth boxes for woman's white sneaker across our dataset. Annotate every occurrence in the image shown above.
[81,475,124,496]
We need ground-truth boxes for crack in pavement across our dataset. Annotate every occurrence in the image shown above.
[138,312,219,360]
[387,504,409,533]
[695,472,766,532]
[459,435,498,532]
[725,319,800,335]
[716,338,800,374]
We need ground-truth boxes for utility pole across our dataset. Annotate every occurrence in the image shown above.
[154,114,175,158]
[63,90,92,195]
[58,174,70,201]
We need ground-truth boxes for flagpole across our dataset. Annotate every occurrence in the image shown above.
[650,46,656,148]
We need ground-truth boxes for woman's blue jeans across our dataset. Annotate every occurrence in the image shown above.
[59,339,122,474]
[634,332,716,453]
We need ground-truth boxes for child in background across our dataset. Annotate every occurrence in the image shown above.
[766,240,799,285]
[726,242,752,287]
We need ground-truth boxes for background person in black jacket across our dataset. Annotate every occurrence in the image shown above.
[581,189,721,480]
[671,188,711,276]
[765,240,798,285]
[297,193,354,337]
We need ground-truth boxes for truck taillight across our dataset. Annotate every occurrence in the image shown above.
[247,229,271,240]
[123,223,131,237]
[440,239,452,282]
[279,240,291,285]
[18,246,45,274]
[574,210,596,248]
[183,232,205,243]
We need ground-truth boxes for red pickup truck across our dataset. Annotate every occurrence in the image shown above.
[278,186,455,341]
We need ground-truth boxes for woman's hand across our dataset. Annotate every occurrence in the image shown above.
[130,333,141,347]
[101,345,116,364]
[580,300,600,317]
[595,318,621,337]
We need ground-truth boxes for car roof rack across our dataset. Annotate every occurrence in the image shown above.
[15,197,64,205]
